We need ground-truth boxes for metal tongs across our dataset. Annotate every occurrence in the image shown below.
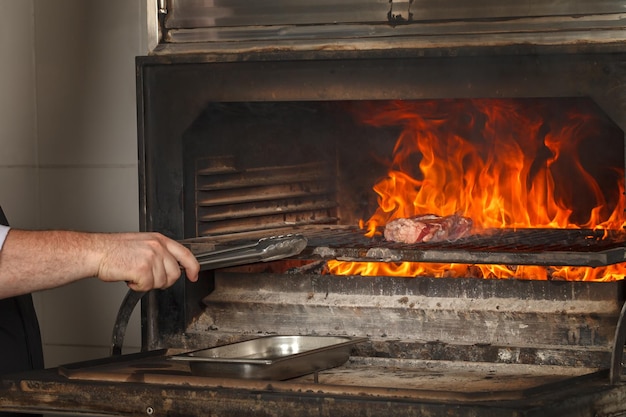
[111,234,308,355]
[194,234,308,271]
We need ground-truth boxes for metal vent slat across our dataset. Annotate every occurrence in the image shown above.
[198,201,339,222]
[197,218,338,237]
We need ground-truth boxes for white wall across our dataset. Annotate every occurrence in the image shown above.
[0,0,150,367]
[0,2,38,226]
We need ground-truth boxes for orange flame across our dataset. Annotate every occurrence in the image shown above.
[328,99,626,281]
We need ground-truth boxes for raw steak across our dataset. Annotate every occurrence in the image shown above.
[383,213,473,244]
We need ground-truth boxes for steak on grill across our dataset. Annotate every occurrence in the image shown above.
[384,213,473,244]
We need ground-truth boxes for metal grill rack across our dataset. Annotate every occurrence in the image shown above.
[187,225,626,268]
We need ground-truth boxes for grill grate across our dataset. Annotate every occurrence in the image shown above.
[297,226,626,267]
[187,225,626,267]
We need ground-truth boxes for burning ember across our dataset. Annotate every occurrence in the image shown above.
[328,98,626,281]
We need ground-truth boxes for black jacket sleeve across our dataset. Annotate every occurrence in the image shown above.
[0,206,44,374]
[0,207,44,417]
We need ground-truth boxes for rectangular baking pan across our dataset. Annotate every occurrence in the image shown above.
[169,335,367,380]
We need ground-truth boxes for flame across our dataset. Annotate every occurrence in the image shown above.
[328,99,626,281]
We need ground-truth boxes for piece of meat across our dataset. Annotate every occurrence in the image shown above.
[383,213,473,244]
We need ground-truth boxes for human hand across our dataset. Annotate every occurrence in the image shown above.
[94,232,200,292]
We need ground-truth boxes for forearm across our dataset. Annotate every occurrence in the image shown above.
[0,229,101,298]
[0,229,200,299]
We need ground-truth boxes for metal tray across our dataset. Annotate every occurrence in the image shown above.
[169,335,367,380]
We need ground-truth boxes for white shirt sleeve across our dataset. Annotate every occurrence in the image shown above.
[0,225,10,251]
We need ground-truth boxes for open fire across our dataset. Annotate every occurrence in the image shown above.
[327,98,626,281]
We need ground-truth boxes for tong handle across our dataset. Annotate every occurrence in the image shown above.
[195,234,308,270]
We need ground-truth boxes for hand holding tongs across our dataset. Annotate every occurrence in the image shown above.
[111,234,308,355]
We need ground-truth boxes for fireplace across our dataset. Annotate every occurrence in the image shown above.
[133,0,626,409]
[128,46,626,413]
[1,2,626,416]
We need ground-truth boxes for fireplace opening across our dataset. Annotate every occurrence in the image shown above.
[136,53,626,377]
[182,97,626,282]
